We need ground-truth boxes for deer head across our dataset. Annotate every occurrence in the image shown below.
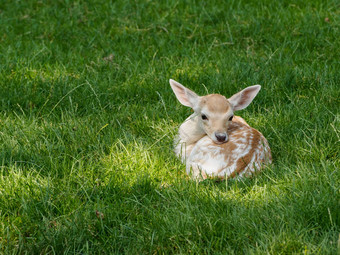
[170,79,261,144]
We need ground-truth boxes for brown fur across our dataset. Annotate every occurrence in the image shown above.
[200,94,231,113]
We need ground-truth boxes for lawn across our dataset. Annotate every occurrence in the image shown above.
[0,0,339,254]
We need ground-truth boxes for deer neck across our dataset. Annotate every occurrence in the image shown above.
[178,113,206,145]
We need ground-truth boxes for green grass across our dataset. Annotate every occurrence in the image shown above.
[0,0,339,253]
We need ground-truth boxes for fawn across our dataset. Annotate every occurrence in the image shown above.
[170,79,272,180]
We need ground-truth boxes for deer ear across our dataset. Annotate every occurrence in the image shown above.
[228,85,261,111]
[169,79,199,108]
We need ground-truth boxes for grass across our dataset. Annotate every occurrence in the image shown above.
[0,0,339,253]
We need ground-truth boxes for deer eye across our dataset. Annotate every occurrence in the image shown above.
[201,114,208,120]
[229,115,234,121]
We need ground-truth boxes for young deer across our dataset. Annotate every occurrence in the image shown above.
[170,79,272,180]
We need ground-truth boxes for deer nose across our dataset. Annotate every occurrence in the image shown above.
[215,133,227,143]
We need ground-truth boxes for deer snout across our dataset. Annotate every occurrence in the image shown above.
[215,132,228,143]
